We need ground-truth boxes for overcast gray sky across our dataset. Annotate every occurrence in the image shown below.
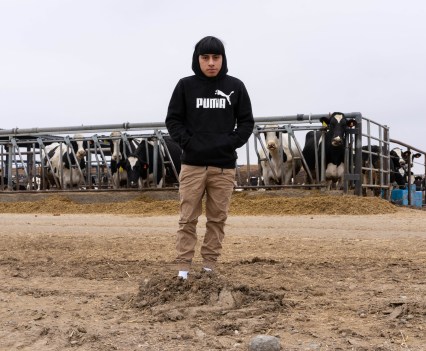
[1,0,426,162]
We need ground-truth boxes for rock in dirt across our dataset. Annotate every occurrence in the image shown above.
[388,305,406,319]
[248,335,281,351]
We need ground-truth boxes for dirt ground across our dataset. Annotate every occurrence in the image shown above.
[0,190,425,351]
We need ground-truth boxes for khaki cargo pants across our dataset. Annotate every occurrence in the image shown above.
[175,165,236,271]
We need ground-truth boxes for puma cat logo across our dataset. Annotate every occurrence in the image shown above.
[215,90,234,105]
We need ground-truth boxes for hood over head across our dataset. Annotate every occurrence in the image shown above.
[192,36,228,80]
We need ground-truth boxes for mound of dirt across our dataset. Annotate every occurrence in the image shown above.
[0,193,179,215]
[0,191,399,215]
[230,191,399,215]
[134,269,286,324]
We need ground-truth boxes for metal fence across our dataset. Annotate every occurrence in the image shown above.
[388,138,426,205]
[1,113,425,205]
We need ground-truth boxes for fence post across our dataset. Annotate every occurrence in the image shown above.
[353,113,363,196]
[383,127,390,200]
[7,141,13,190]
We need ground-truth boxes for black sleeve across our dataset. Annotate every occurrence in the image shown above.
[165,80,191,148]
[231,82,255,148]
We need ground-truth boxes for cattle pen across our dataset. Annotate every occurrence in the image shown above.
[0,112,425,207]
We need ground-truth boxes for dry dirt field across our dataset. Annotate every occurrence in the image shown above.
[0,190,425,351]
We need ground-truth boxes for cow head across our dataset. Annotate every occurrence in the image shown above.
[258,125,289,152]
[262,125,281,151]
[401,150,422,168]
[390,148,406,168]
[391,148,423,187]
[125,154,149,188]
[414,175,425,190]
[390,149,421,185]
[71,134,87,160]
[320,112,357,147]
[389,148,407,186]
[110,131,123,162]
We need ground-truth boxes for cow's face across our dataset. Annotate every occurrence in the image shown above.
[400,150,422,168]
[321,113,357,147]
[125,156,149,188]
[72,134,87,159]
[110,132,123,162]
[391,148,406,168]
[402,150,411,167]
[261,125,281,151]
[126,156,140,187]
[266,132,280,151]
[112,140,122,161]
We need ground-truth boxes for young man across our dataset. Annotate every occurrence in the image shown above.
[165,36,254,279]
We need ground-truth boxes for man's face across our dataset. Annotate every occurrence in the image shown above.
[199,54,223,77]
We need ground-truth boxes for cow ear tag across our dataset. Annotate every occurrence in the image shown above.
[119,166,124,173]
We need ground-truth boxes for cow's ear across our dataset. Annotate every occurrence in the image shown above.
[413,153,422,159]
[320,117,330,127]
[346,119,357,128]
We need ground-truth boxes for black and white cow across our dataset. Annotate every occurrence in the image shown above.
[390,148,411,187]
[125,136,182,189]
[391,147,422,185]
[109,131,138,189]
[258,125,301,185]
[391,148,421,170]
[0,176,21,191]
[125,140,164,189]
[302,112,357,189]
[42,134,88,189]
[1,169,31,191]
[414,175,425,191]
[26,175,42,191]
[361,145,407,194]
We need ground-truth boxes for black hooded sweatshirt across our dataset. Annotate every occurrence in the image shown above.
[165,48,254,168]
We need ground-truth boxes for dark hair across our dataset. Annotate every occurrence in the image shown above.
[194,36,225,56]
[192,36,228,78]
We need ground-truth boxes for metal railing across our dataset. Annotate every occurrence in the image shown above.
[1,112,423,203]
[389,139,426,206]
